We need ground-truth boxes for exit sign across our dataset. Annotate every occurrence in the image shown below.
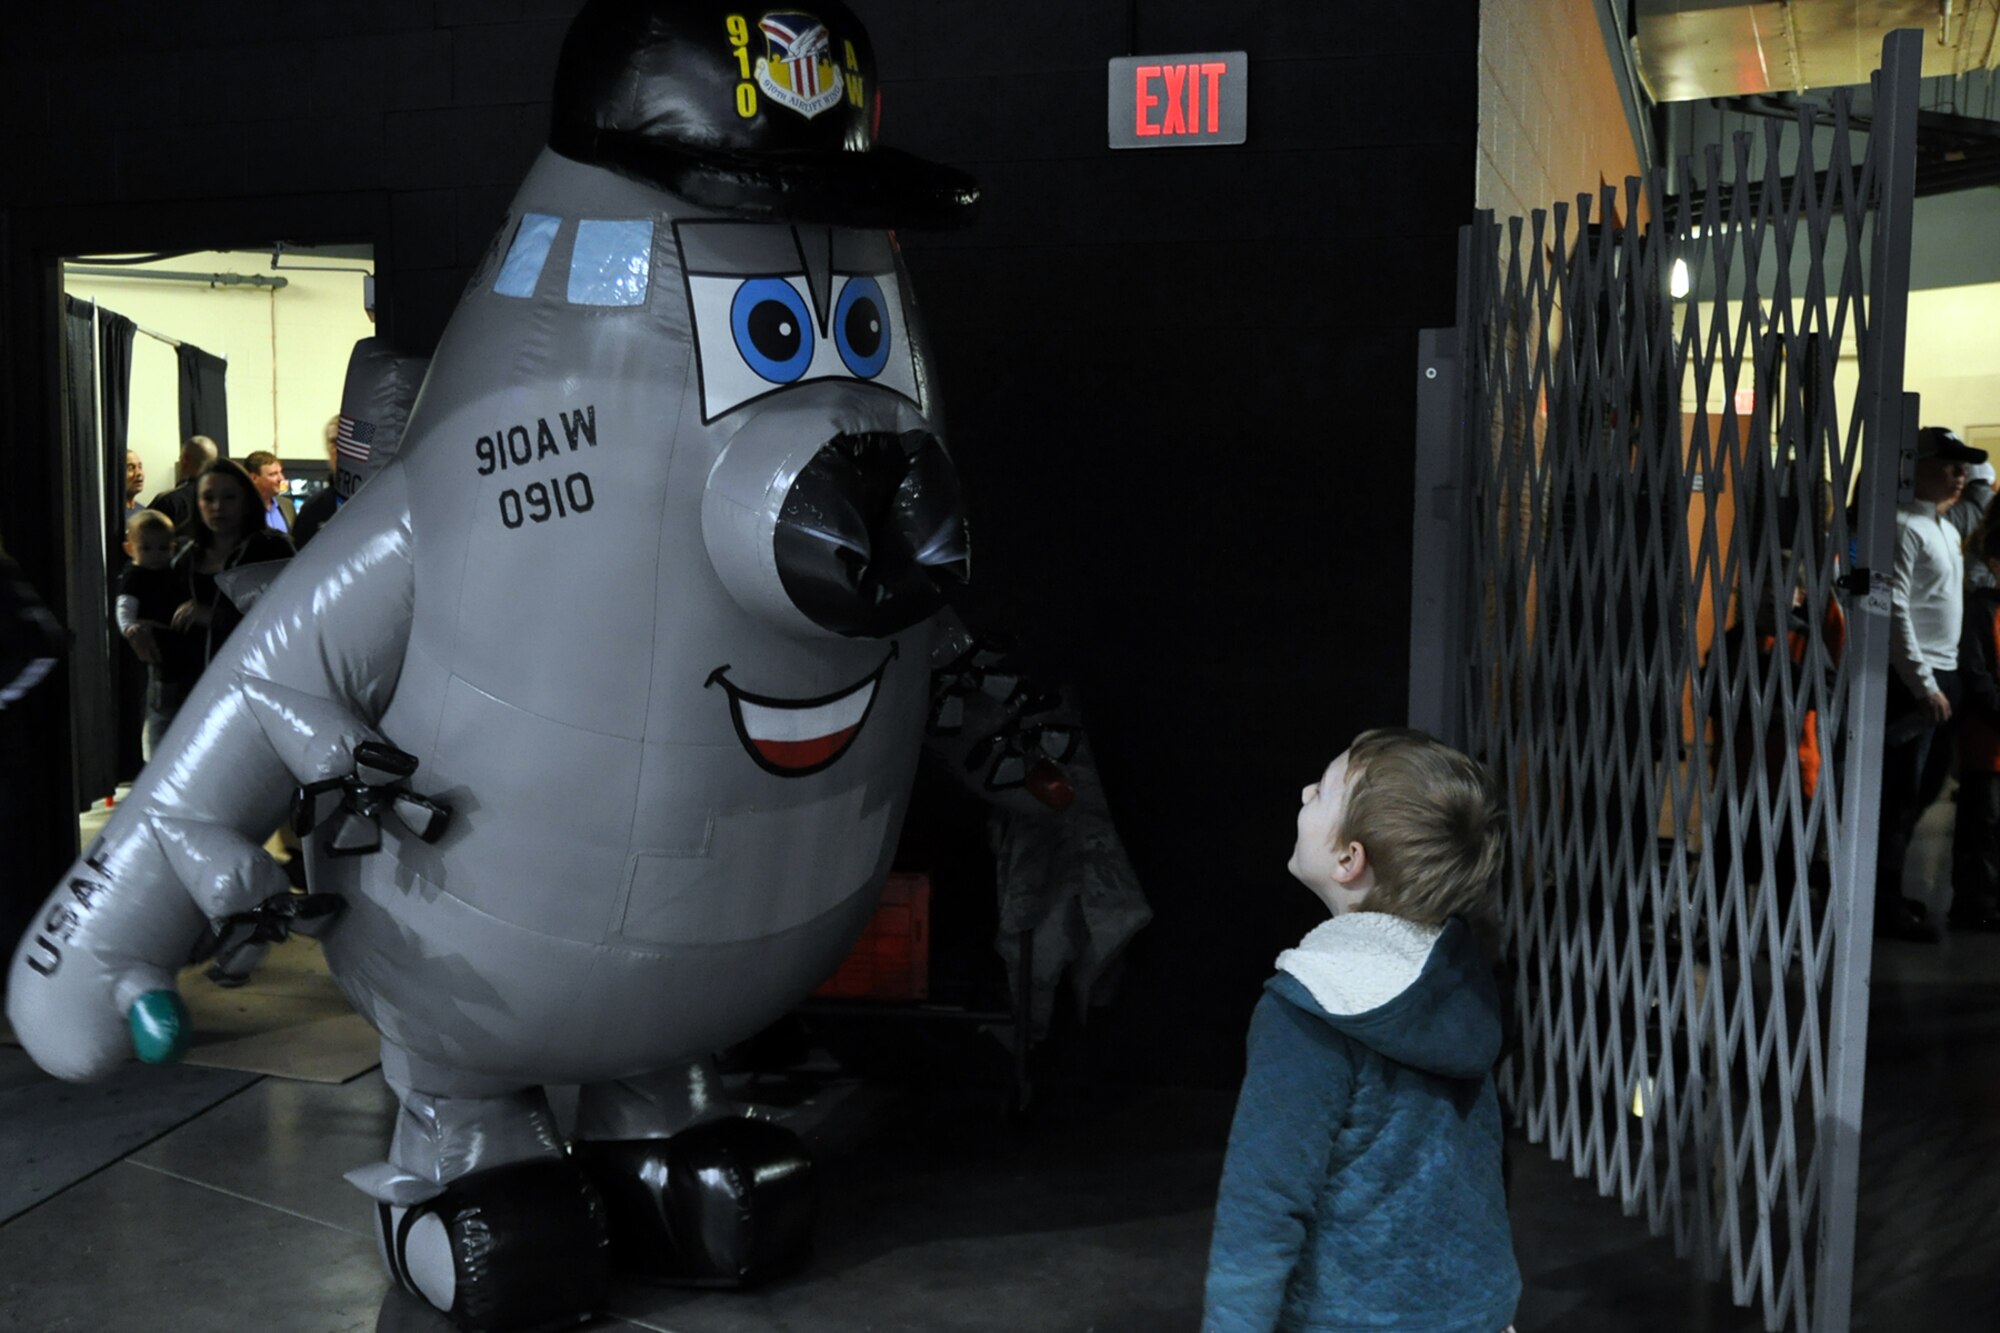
[1108,52,1247,149]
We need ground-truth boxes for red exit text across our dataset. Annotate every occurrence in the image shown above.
[1134,61,1230,138]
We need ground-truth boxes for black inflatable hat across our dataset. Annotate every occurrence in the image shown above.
[549,0,979,229]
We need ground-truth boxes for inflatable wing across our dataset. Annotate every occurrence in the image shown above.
[7,2,975,1327]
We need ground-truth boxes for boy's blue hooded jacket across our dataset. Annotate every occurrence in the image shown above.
[1203,912,1520,1332]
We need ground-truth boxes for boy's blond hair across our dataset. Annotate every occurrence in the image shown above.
[126,508,174,539]
[1337,727,1505,926]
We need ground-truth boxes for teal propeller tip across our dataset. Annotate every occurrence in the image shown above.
[129,990,191,1065]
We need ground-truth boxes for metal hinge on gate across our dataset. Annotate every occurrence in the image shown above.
[1837,566,1894,615]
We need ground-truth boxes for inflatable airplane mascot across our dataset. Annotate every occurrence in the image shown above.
[7,2,977,1327]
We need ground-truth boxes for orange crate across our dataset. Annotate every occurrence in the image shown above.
[814,872,930,1001]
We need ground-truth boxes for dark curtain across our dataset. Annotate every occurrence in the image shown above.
[61,298,98,483]
[61,296,117,806]
[98,311,134,552]
[177,344,229,455]
[96,310,144,782]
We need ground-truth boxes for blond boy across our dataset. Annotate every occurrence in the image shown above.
[1204,728,1521,1333]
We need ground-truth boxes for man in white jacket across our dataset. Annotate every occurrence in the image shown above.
[1878,426,1988,941]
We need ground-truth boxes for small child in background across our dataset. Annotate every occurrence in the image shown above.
[1204,727,1521,1333]
[1951,519,2000,931]
[114,509,191,758]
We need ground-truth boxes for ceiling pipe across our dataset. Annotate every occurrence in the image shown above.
[63,267,288,290]
[1717,91,2000,142]
[269,240,373,276]
[1664,141,2000,230]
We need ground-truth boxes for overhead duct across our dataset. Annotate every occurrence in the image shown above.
[1634,0,2000,103]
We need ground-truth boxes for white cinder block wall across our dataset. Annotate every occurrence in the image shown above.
[1477,0,1643,225]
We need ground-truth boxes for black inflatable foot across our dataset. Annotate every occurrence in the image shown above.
[376,1158,608,1332]
[573,1118,816,1287]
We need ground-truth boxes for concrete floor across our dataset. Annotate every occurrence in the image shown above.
[2,800,1995,1332]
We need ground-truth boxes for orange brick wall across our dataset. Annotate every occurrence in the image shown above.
[1478,0,1645,224]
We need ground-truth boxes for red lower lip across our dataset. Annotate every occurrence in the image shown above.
[752,727,861,771]
[708,645,898,779]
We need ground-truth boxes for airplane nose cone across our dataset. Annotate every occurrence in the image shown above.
[775,430,967,638]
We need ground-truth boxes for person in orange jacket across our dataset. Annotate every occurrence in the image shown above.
[1711,576,1845,901]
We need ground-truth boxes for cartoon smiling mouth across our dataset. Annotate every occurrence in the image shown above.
[705,645,899,777]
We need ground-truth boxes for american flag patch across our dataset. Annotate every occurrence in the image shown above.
[760,14,831,61]
[335,415,375,465]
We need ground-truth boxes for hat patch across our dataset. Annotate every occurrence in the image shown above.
[753,13,847,119]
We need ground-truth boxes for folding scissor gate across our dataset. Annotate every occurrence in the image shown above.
[1426,31,1926,1333]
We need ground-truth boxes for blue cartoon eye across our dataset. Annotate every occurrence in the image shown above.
[730,278,814,383]
[833,276,891,378]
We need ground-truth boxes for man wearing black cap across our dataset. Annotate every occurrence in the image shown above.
[1878,426,1989,941]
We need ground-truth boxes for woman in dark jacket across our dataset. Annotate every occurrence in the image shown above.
[165,458,299,978]
[169,457,293,670]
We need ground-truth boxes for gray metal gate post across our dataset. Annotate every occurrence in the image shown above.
[1813,28,1923,1333]
[1409,326,1467,749]
[1411,224,1477,749]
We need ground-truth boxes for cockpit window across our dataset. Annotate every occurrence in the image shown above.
[494,213,560,299]
[569,220,654,307]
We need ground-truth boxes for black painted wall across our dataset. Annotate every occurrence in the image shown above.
[0,1,1478,1084]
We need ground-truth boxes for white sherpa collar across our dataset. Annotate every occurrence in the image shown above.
[1275,912,1445,1016]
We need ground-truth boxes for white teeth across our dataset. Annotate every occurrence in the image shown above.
[738,679,877,743]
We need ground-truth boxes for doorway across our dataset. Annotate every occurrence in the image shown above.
[58,243,376,818]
